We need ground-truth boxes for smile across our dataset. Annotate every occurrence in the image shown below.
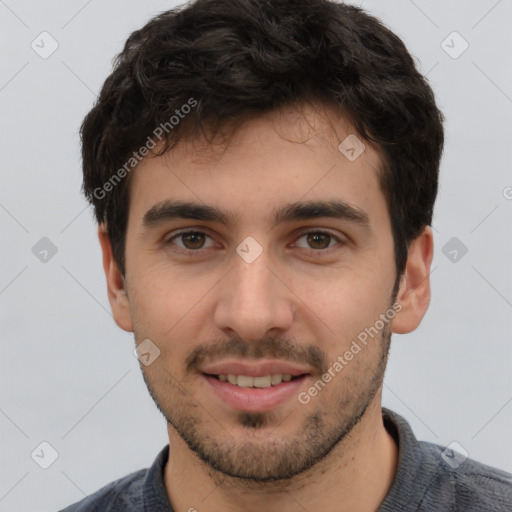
[210,373,297,388]
[202,373,309,412]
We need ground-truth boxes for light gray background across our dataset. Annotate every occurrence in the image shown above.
[1,0,511,510]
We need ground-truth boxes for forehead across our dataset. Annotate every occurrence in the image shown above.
[127,103,387,231]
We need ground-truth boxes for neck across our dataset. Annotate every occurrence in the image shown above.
[164,398,398,512]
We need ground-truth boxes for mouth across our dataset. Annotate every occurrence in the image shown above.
[200,369,310,412]
[198,359,314,412]
[205,373,304,388]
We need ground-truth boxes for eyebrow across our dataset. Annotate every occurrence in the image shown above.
[142,199,371,231]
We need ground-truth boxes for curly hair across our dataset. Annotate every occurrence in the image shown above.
[80,0,444,284]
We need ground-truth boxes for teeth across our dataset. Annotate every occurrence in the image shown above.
[253,375,272,388]
[220,374,294,388]
[271,374,283,385]
[237,375,253,388]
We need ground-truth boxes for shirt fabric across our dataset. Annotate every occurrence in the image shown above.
[59,407,512,511]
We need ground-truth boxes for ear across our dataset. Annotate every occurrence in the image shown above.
[97,226,133,332]
[392,226,434,334]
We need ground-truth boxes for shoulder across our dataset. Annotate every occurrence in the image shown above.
[58,468,147,512]
[418,441,512,511]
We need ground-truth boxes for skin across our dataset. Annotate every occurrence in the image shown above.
[99,102,433,512]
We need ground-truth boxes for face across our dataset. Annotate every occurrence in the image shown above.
[118,103,400,481]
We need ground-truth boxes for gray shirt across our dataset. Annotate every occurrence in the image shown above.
[59,408,512,511]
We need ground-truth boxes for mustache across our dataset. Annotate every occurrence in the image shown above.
[185,335,328,375]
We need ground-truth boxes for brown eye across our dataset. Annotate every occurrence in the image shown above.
[294,231,341,251]
[180,232,206,249]
[166,231,215,252]
[306,232,332,250]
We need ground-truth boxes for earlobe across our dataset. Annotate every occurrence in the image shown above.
[391,226,434,334]
[97,226,134,333]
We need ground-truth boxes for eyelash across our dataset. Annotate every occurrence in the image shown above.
[164,229,345,257]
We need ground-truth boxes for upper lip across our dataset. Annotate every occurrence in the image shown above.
[199,359,313,378]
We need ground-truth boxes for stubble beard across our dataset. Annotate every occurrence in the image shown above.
[139,324,392,484]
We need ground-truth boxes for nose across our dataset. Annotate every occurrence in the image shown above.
[213,247,294,342]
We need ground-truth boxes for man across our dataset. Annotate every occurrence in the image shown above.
[61,0,512,510]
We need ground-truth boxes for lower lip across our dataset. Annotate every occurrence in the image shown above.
[203,374,308,412]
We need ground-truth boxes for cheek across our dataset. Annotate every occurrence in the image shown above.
[130,262,206,319]
[293,265,391,350]
[128,267,217,360]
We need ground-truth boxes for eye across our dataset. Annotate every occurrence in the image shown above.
[293,230,344,251]
[165,230,215,252]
